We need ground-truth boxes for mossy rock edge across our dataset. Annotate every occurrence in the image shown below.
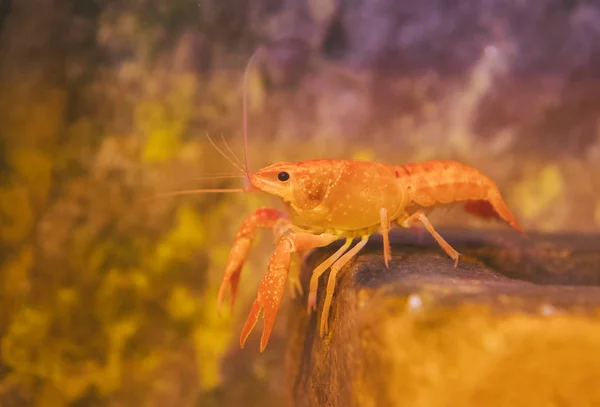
[286,229,600,407]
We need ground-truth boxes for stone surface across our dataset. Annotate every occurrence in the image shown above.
[285,229,600,407]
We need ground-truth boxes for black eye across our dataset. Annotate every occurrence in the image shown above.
[277,171,290,181]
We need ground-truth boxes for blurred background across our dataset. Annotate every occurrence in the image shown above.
[1,0,600,405]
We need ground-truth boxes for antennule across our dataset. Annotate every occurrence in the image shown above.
[206,133,245,174]
[220,134,244,168]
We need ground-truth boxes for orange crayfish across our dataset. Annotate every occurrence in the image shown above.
[176,48,523,352]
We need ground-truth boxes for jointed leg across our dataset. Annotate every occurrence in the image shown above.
[320,235,370,337]
[240,231,339,352]
[272,217,294,243]
[307,237,353,314]
[217,207,288,313]
[401,211,461,268]
[380,208,391,268]
[272,217,307,298]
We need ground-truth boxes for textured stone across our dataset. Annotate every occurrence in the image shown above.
[286,230,600,407]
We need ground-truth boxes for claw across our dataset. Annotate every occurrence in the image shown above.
[217,237,252,315]
[239,299,261,348]
[217,208,289,316]
[240,265,288,352]
[238,231,339,351]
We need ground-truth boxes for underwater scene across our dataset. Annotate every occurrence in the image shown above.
[1,0,600,406]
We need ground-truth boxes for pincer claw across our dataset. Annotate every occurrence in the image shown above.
[216,237,252,315]
[216,270,240,315]
[239,266,287,352]
[236,232,338,351]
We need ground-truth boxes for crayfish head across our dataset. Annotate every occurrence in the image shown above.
[251,160,343,211]
[249,162,296,202]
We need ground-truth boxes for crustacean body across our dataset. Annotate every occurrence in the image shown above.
[216,158,523,352]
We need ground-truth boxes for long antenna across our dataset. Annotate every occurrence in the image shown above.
[187,174,247,181]
[151,48,267,203]
[243,46,267,177]
[155,188,247,198]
